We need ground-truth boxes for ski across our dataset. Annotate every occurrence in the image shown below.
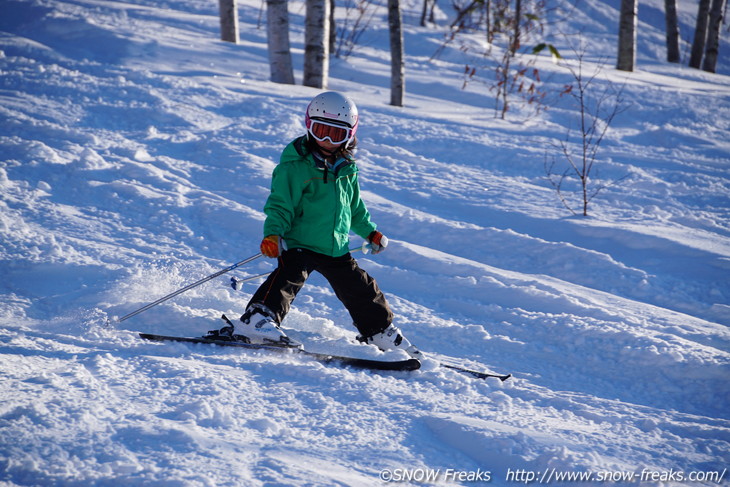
[439,363,511,381]
[138,333,422,373]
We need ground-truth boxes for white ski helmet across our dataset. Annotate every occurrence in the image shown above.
[305,91,359,147]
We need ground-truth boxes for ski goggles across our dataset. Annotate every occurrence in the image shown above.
[308,119,353,145]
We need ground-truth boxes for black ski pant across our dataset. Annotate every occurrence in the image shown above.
[246,248,393,338]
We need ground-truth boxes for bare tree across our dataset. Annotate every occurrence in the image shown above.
[329,0,337,54]
[485,0,493,42]
[304,0,331,88]
[219,0,239,43]
[702,0,727,72]
[388,0,405,106]
[437,0,551,119]
[334,0,378,59]
[664,0,680,62]
[512,0,522,54]
[420,0,437,26]
[616,0,637,71]
[546,46,628,216]
[689,0,712,68]
[267,0,295,84]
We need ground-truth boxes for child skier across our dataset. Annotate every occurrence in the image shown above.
[208,91,420,359]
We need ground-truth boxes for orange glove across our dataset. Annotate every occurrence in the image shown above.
[260,235,284,258]
[367,231,388,254]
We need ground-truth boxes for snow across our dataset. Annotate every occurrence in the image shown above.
[1,0,729,484]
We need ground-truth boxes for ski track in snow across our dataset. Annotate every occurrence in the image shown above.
[1,0,729,485]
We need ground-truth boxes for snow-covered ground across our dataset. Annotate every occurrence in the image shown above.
[1,0,729,485]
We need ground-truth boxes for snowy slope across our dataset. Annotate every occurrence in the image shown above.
[1,0,729,485]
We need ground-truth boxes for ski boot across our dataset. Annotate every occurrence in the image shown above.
[358,324,422,359]
[206,309,296,346]
[240,305,294,345]
[206,304,298,347]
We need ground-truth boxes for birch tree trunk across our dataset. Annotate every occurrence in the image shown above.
[420,0,429,26]
[420,0,436,26]
[486,0,493,43]
[664,0,680,62]
[303,0,330,89]
[388,0,405,106]
[689,0,712,68]
[702,0,727,72]
[219,0,239,43]
[267,0,295,84]
[512,0,522,54]
[616,0,638,71]
[329,0,337,55]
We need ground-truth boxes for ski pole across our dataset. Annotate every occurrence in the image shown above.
[230,271,274,291]
[113,253,263,324]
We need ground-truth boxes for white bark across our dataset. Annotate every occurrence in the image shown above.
[303,0,330,89]
[218,0,239,44]
[689,0,712,68]
[702,0,727,72]
[664,0,680,62]
[388,0,405,106]
[616,0,637,71]
[267,0,295,84]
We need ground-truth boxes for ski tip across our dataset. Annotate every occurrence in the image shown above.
[439,363,511,381]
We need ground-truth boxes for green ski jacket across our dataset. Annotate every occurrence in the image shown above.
[262,136,377,257]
